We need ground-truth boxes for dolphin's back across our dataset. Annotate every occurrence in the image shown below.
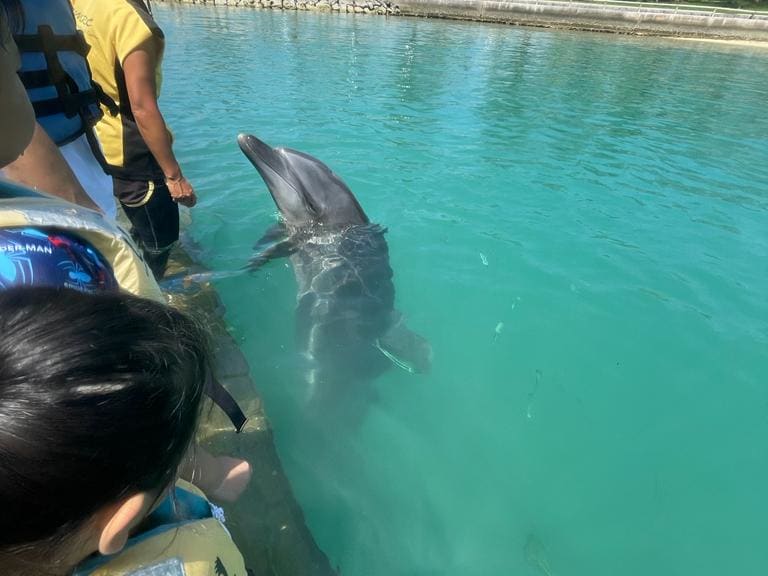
[292,224,394,383]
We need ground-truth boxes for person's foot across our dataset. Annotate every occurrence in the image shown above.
[209,456,252,503]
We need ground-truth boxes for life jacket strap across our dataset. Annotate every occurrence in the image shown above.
[91,80,119,117]
[17,68,118,117]
[205,375,249,433]
[13,28,90,57]
[31,90,99,119]
[16,68,51,88]
[14,24,118,127]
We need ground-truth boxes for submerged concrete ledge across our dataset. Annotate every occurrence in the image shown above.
[157,0,768,40]
[165,244,338,576]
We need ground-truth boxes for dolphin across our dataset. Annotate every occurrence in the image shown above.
[237,134,431,399]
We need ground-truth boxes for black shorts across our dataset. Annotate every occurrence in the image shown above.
[113,177,179,278]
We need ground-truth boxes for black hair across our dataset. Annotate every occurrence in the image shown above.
[0,287,209,573]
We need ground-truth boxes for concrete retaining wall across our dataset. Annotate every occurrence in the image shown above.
[156,0,768,40]
[398,0,768,39]
[166,246,338,576]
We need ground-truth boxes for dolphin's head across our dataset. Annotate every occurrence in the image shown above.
[238,134,369,227]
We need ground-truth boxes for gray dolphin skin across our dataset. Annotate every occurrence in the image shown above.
[237,133,431,398]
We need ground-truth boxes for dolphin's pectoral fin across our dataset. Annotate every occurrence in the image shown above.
[254,223,288,250]
[246,224,296,271]
[246,239,296,271]
[375,312,433,375]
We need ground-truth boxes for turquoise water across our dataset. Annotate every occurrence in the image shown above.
[158,6,768,575]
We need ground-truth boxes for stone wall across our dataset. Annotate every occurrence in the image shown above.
[158,0,401,15]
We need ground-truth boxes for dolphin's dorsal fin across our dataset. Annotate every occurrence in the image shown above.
[246,223,297,271]
[375,312,432,375]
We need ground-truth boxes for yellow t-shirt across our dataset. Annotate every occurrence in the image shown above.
[71,0,166,181]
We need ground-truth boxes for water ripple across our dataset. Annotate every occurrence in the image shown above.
[158,7,768,576]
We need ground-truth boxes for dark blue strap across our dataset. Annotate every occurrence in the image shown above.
[14,30,90,57]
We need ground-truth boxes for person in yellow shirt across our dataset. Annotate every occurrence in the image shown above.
[72,0,196,279]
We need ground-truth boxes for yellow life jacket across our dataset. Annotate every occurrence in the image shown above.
[0,180,163,301]
[74,480,248,576]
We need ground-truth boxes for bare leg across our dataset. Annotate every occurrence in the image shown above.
[180,444,252,503]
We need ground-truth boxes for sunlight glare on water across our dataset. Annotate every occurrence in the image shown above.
[157,5,768,575]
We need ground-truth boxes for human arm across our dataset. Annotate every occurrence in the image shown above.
[122,40,196,207]
[0,11,35,167]
[2,122,101,211]
[0,63,35,167]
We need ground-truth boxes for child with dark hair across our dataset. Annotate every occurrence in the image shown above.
[0,173,252,504]
[0,287,248,575]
